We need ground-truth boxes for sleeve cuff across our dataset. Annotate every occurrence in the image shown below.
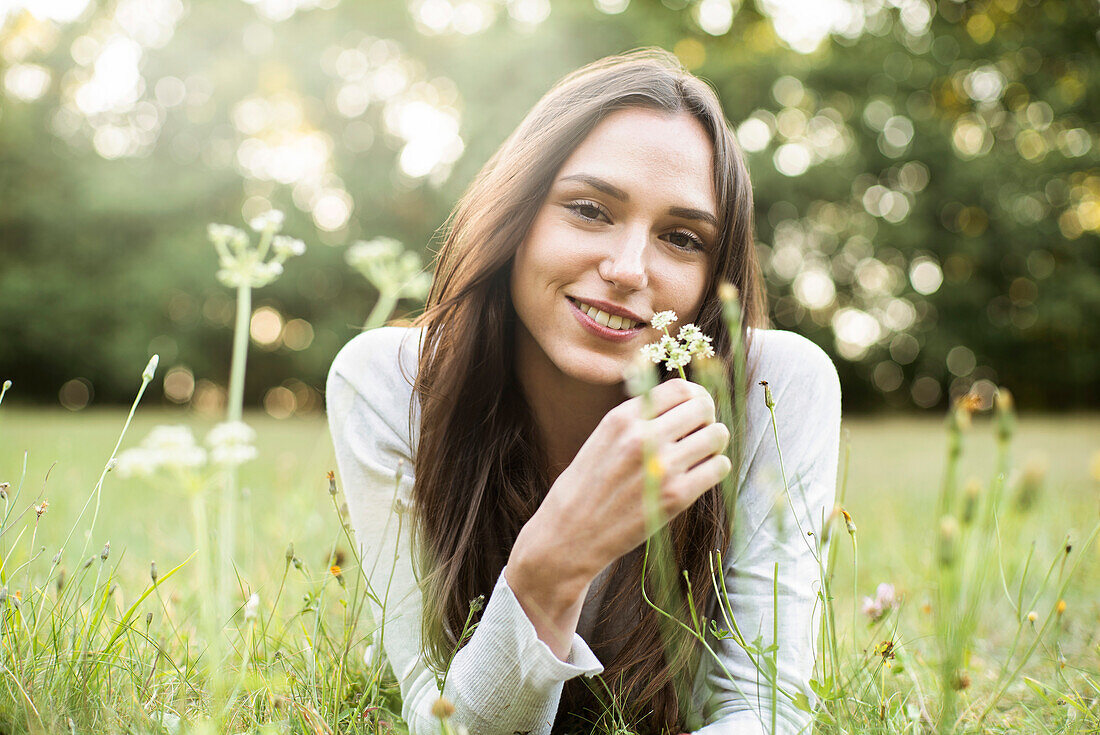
[489,567,604,686]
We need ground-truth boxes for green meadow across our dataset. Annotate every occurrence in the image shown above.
[1,406,1096,733]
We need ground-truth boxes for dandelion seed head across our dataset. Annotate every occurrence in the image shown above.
[650,310,677,330]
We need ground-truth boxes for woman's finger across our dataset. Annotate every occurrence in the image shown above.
[630,378,698,420]
[678,452,732,501]
[648,394,715,441]
[663,421,730,473]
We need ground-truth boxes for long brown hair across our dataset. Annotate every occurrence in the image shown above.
[406,48,766,734]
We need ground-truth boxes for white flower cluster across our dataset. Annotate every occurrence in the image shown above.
[639,312,715,373]
[346,236,432,301]
[650,310,677,330]
[207,210,305,290]
[206,420,258,467]
[115,421,259,479]
[249,210,285,233]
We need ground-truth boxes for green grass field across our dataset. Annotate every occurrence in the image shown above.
[1,406,1098,733]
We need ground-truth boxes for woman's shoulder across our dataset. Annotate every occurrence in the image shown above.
[327,325,424,400]
[746,327,842,409]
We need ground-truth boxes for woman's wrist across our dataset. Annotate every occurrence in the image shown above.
[505,525,595,660]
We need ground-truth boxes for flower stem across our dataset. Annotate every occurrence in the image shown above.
[663,327,687,380]
[226,284,252,423]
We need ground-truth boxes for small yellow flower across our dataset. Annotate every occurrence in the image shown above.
[717,282,739,303]
[645,454,664,480]
[841,508,857,536]
[1026,610,1037,624]
[1056,599,1066,617]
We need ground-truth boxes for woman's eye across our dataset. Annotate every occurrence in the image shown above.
[566,201,606,222]
[667,229,706,251]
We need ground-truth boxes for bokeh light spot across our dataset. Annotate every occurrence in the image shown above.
[250,306,285,347]
[59,377,93,411]
[163,365,195,403]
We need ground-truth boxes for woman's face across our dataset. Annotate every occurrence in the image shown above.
[510,106,718,386]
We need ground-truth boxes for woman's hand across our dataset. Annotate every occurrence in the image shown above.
[505,378,731,658]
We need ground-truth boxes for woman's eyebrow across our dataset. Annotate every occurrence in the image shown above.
[557,173,718,228]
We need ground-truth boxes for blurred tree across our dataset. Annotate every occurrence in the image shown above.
[0,0,1095,413]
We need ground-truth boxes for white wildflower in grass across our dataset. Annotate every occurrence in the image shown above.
[144,425,208,470]
[272,235,306,258]
[206,421,259,468]
[208,209,303,290]
[249,210,285,233]
[207,224,248,249]
[206,421,256,446]
[243,592,260,621]
[347,236,432,329]
[115,447,162,479]
[346,237,429,296]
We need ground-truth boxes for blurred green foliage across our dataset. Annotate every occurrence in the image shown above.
[0,0,1096,413]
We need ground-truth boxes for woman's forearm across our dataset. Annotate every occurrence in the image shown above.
[505,525,594,660]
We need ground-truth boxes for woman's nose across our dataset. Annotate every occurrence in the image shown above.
[597,224,649,291]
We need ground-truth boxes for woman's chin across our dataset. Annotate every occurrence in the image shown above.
[557,353,634,387]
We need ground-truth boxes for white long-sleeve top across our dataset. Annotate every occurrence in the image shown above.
[325,325,842,735]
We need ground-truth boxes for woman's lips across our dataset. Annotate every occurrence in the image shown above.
[567,296,645,343]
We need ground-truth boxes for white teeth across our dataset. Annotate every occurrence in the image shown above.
[573,299,637,330]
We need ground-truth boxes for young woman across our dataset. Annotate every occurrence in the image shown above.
[327,49,841,735]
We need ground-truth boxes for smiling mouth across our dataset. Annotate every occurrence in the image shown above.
[567,297,643,331]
